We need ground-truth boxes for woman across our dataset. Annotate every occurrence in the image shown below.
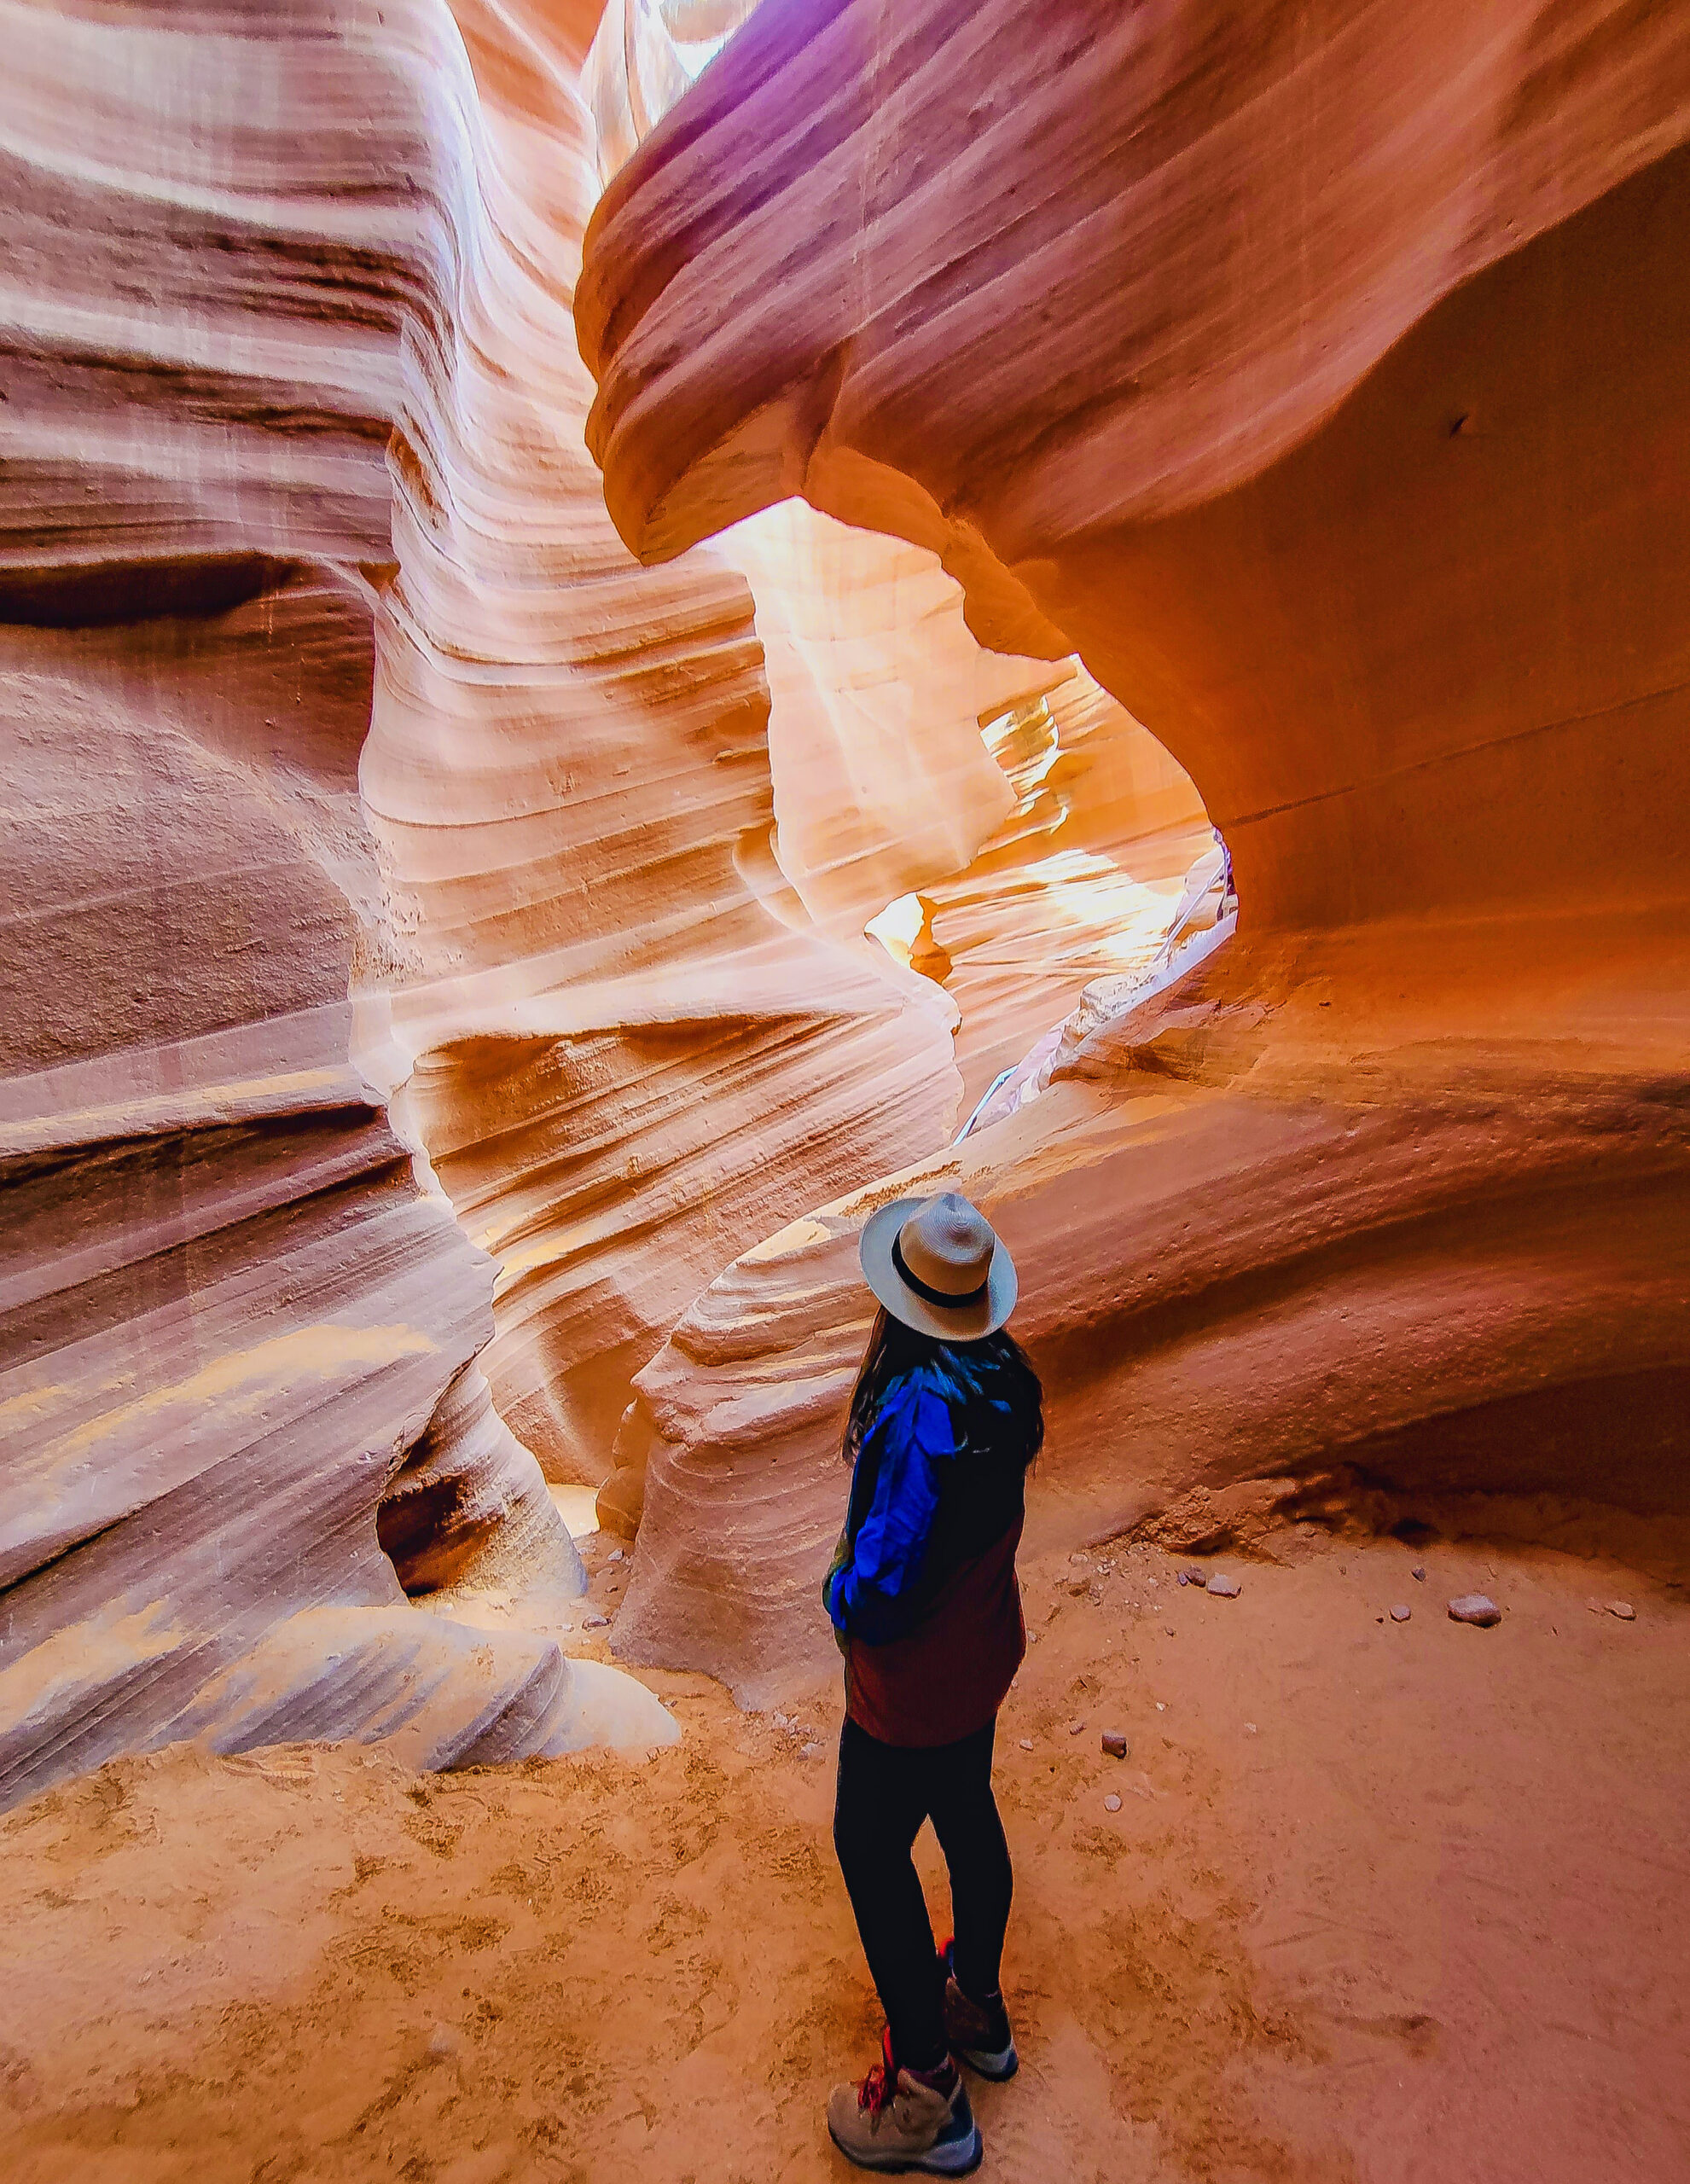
[822,1191,1043,2175]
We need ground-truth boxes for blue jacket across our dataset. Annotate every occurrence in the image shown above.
[823,1354,1031,1647]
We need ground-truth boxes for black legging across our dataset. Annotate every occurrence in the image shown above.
[833,1715,1014,2071]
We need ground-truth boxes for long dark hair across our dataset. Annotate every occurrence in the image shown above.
[843,1306,1044,1469]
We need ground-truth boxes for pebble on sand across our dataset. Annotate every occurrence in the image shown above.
[583,1613,610,1629]
[1101,1730,1130,1758]
[1019,1738,1034,1751]
[1412,1565,1426,1582]
[1183,1569,1206,1588]
[1068,1718,1086,1735]
[427,2025,460,2059]
[1104,1794,1123,1814]
[1205,1572,1241,1597]
[1607,1600,1636,1621]
[1390,1604,1412,1623]
[1449,1594,1501,1627]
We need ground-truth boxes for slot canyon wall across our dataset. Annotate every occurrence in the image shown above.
[2,0,1211,1798]
[7,0,1683,1778]
[0,0,701,1810]
[578,0,1690,1700]
[0,0,869,1806]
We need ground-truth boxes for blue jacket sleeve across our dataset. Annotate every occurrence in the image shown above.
[824,1381,955,1645]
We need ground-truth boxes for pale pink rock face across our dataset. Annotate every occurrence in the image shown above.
[0,0,699,1801]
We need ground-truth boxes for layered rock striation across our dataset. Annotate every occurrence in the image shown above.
[0,0,685,1809]
[358,0,979,1504]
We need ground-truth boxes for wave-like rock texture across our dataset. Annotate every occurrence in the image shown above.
[579,0,1193,1118]
[0,0,680,1809]
[357,1,970,1503]
[584,0,763,186]
[579,0,1690,1691]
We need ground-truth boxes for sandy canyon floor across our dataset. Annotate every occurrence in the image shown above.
[2,1530,1685,2184]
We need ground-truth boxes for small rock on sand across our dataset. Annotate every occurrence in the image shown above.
[583,1613,610,1629]
[1449,1594,1501,1627]
[800,1742,823,1761]
[1390,1604,1412,1622]
[1068,1718,1086,1735]
[1185,1568,1207,1588]
[1019,1738,1034,1751]
[1205,1572,1241,1598]
[1607,1600,1636,1621]
[427,2025,459,2059]
[1412,1566,1426,1582]
[1103,1794,1123,1814]
[607,1548,624,1563]
[1101,1730,1130,1758]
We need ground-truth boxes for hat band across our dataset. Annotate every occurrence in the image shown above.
[891,1232,990,1310]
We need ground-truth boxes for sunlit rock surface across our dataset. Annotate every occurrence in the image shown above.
[357,1,972,1498]
[579,0,1690,1692]
[924,669,1211,1111]
[579,0,1690,932]
[578,0,1215,1134]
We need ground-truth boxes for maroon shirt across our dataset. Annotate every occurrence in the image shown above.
[845,1518,1026,1746]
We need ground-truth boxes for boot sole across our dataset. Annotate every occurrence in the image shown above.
[827,2120,984,2175]
[955,2040,1019,2083]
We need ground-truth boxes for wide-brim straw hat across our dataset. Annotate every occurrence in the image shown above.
[859,1190,1018,1340]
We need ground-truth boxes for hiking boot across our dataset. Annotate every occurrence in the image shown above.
[941,1939,1019,2082]
[826,2029,983,2175]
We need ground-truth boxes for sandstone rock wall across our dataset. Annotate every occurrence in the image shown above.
[578,0,1216,1130]
[578,0,1690,1695]
[0,0,682,1809]
[579,0,1690,932]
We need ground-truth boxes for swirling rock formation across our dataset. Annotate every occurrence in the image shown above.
[0,0,683,1809]
[357,0,974,1502]
[579,0,1690,1693]
[579,1,1215,1117]
[579,0,1690,932]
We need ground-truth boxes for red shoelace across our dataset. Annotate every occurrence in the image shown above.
[857,2028,897,2116]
